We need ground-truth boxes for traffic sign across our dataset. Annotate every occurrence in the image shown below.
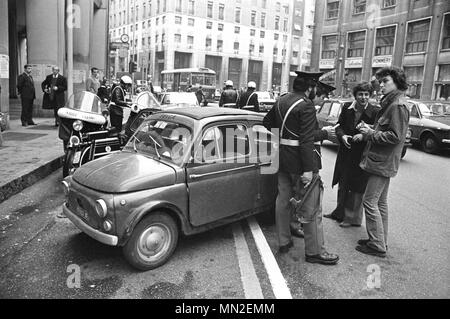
[110,41,129,50]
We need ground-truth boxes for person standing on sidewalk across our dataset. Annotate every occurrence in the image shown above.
[355,67,410,257]
[324,82,380,227]
[86,67,100,94]
[42,66,67,127]
[263,71,339,265]
[17,64,36,127]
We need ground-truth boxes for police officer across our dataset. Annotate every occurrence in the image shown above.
[109,75,132,132]
[219,80,239,108]
[238,81,259,112]
[263,71,339,265]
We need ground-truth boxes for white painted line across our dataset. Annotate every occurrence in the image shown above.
[232,222,264,299]
[247,216,292,299]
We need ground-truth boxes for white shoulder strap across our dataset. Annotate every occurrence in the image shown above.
[246,92,256,106]
[280,99,304,138]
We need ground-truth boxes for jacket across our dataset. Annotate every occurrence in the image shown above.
[41,74,67,109]
[238,89,259,112]
[332,101,380,192]
[359,90,410,178]
[17,73,36,100]
[263,92,319,174]
[219,88,239,107]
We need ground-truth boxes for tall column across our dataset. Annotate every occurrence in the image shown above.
[91,3,108,74]
[0,0,9,116]
[73,0,92,92]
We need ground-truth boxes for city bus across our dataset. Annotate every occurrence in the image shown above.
[161,67,217,103]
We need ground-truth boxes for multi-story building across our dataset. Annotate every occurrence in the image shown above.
[311,0,450,100]
[0,0,109,122]
[109,0,313,91]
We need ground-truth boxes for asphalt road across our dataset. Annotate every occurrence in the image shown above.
[0,145,448,299]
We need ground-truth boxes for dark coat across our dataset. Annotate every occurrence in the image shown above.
[238,89,259,112]
[360,91,410,178]
[219,88,239,107]
[332,101,380,193]
[17,73,36,100]
[263,92,320,174]
[41,74,67,109]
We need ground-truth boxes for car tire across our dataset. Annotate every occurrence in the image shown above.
[63,149,75,178]
[123,212,179,271]
[401,146,407,159]
[420,134,439,154]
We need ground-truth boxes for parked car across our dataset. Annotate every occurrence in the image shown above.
[159,92,201,107]
[61,108,277,270]
[406,99,450,153]
[316,99,411,158]
[255,91,276,112]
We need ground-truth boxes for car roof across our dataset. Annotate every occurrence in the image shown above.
[157,107,264,120]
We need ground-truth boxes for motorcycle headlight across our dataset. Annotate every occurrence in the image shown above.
[95,199,108,218]
[69,135,80,146]
[73,120,84,132]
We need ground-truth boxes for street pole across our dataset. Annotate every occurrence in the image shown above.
[105,0,110,81]
[67,0,74,99]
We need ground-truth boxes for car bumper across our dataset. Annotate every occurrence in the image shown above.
[63,204,118,246]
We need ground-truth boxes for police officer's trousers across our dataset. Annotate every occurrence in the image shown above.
[276,171,326,256]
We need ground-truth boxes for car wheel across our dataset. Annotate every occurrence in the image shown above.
[420,134,439,154]
[401,146,407,159]
[123,212,178,271]
[63,149,75,178]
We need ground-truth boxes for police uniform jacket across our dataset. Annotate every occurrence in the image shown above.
[219,88,239,107]
[263,92,323,174]
[238,89,259,112]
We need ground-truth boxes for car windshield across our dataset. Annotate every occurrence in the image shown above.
[124,119,192,166]
[417,102,433,116]
[426,103,450,116]
[65,91,103,114]
[256,92,274,100]
[161,93,199,107]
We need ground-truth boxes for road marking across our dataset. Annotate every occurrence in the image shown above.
[232,222,264,299]
[247,216,292,299]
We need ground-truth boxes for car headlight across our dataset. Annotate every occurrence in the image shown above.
[103,220,113,232]
[73,120,84,132]
[95,199,108,218]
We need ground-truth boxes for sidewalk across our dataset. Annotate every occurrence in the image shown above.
[0,118,64,203]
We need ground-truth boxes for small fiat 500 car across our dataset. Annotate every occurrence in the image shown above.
[61,108,277,270]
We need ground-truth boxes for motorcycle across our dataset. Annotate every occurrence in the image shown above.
[58,91,121,177]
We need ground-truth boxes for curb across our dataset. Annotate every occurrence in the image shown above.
[0,156,64,204]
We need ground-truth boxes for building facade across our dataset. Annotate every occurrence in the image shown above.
[109,0,313,92]
[0,0,109,122]
[311,0,450,100]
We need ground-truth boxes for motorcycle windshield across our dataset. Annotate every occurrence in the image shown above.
[66,91,103,114]
[135,91,161,109]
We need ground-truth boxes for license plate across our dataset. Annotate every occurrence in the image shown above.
[72,151,81,164]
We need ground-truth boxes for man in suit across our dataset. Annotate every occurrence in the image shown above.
[17,64,36,126]
[324,82,380,227]
[42,66,67,127]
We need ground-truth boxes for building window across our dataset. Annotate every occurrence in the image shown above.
[406,18,430,53]
[283,18,288,32]
[142,38,145,46]
[276,2,281,12]
[262,0,267,9]
[274,33,279,40]
[188,0,195,15]
[162,33,166,43]
[259,45,264,54]
[251,11,256,26]
[347,31,366,57]
[235,8,241,23]
[284,5,289,14]
[375,26,396,56]
[188,18,194,26]
[155,17,159,25]
[148,36,151,45]
[219,4,224,20]
[261,13,266,28]
[162,0,166,12]
[383,0,396,8]
[175,16,182,24]
[156,0,160,14]
[404,66,424,98]
[282,48,286,56]
[207,21,213,29]
[273,47,278,56]
[187,35,194,45]
[175,34,181,43]
[249,44,255,55]
[148,20,151,27]
[441,14,450,50]
[207,2,213,18]
[234,42,240,51]
[142,22,146,29]
[250,29,255,36]
[327,0,339,19]
[321,35,337,59]
[162,16,165,24]
[353,0,366,14]
[176,0,182,13]
[235,26,240,34]
[149,1,152,17]
[283,35,288,42]
[206,38,212,50]
[275,16,280,30]
[292,51,299,58]
[217,39,223,52]
[218,23,223,31]
[260,31,265,38]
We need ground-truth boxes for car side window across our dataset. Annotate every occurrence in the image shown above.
[252,124,276,159]
[319,102,332,115]
[408,104,419,118]
[329,102,342,118]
